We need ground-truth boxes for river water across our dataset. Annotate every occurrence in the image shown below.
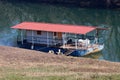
[0,1,120,62]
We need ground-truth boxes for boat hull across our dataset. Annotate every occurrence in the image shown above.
[68,44,104,57]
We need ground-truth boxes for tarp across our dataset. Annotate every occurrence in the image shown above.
[12,22,96,34]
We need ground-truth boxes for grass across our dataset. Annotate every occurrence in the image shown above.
[1,72,120,80]
[1,46,120,80]
[1,66,120,80]
[1,74,75,80]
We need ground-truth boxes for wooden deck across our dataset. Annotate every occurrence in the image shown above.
[60,43,99,50]
[60,43,104,56]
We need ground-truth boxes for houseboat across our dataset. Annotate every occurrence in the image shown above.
[11,22,106,56]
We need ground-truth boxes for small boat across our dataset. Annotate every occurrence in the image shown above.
[67,44,104,57]
[11,22,107,56]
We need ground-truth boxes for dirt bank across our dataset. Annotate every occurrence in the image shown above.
[0,46,120,73]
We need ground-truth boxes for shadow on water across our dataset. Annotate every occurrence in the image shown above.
[0,0,120,61]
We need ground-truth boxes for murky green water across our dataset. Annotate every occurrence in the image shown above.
[0,1,120,62]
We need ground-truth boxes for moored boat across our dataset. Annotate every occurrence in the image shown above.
[11,22,107,56]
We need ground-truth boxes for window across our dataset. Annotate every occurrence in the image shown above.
[37,31,42,35]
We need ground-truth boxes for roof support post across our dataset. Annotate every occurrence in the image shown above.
[31,30,34,49]
[24,30,27,40]
[75,34,78,49]
[62,33,66,48]
[47,31,49,47]
[53,32,56,46]
[17,29,20,42]
[95,29,99,44]
[21,29,23,45]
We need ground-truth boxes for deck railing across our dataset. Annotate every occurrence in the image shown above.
[17,36,63,46]
[17,35,101,49]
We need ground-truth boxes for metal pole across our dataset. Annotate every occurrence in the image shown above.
[17,29,20,42]
[21,29,23,44]
[75,34,77,49]
[24,30,27,40]
[95,29,99,44]
[62,33,66,48]
[47,32,49,47]
[31,30,34,49]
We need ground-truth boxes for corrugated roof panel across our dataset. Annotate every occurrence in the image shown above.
[12,22,96,34]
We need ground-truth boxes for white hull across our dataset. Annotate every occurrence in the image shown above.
[85,44,104,56]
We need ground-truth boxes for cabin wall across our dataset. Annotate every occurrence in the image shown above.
[26,30,62,45]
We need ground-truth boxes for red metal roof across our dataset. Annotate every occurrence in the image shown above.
[12,22,96,34]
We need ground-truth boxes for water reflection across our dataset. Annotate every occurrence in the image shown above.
[84,52,102,59]
[0,1,120,61]
[103,26,120,62]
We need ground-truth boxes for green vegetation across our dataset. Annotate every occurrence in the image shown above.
[0,66,120,80]
[2,0,120,8]
[2,74,120,80]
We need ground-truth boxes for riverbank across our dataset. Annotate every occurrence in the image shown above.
[0,46,120,80]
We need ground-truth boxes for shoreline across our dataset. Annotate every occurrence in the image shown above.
[0,45,120,72]
[0,45,120,79]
